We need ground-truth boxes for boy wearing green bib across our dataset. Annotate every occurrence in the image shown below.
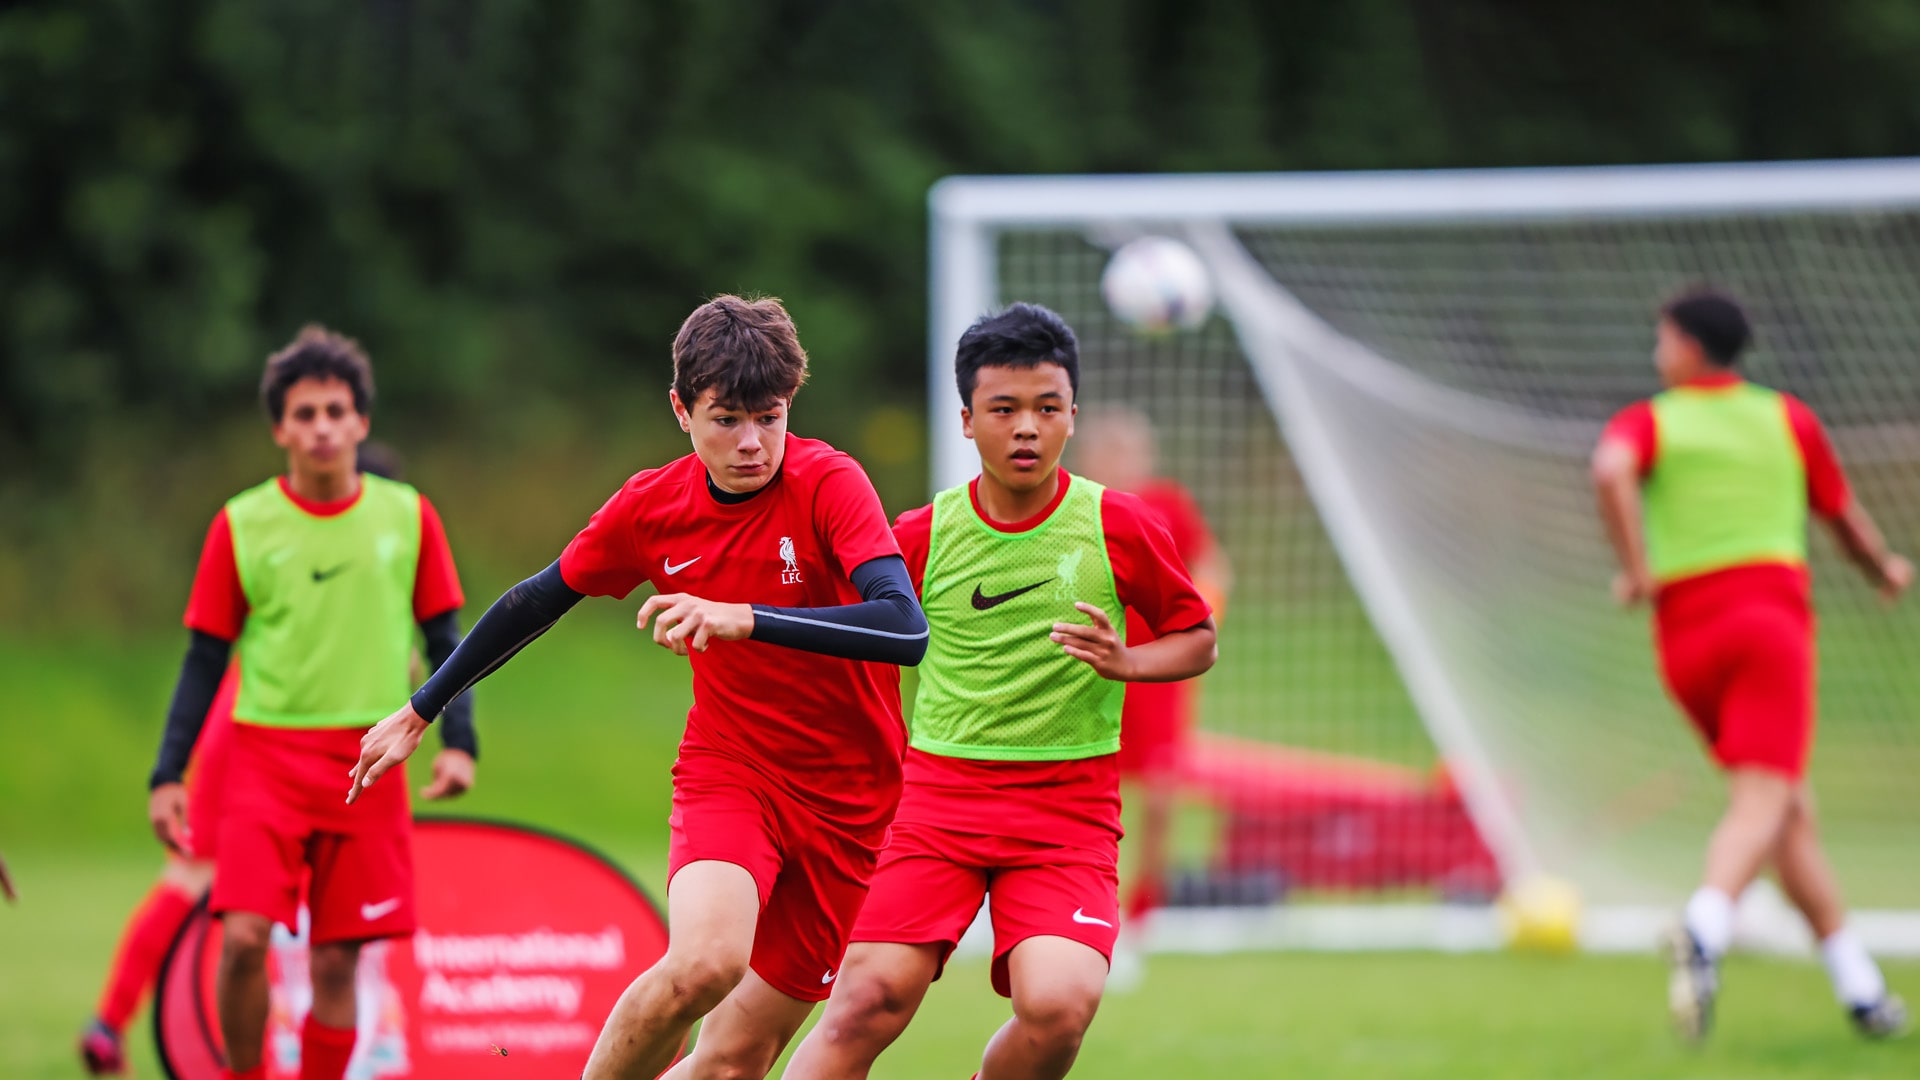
[1594,289,1911,1042]
[144,327,478,1080]
[785,304,1217,1080]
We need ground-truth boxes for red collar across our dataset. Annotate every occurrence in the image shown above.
[278,474,363,517]
[1678,372,1744,390]
[968,469,1072,534]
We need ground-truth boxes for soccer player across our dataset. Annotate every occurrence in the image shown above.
[78,442,424,1077]
[144,327,479,1080]
[1592,288,1912,1041]
[1074,408,1231,946]
[347,295,930,1080]
[783,303,1218,1080]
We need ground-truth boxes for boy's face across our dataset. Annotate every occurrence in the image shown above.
[273,376,368,477]
[1653,317,1701,387]
[963,363,1076,494]
[673,388,789,494]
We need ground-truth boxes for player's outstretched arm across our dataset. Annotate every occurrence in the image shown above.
[1822,500,1914,602]
[1591,438,1655,605]
[1053,602,1216,683]
[348,561,583,803]
[146,629,233,855]
[638,555,929,665]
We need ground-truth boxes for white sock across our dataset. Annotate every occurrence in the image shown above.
[1820,927,1886,1007]
[1684,887,1735,958]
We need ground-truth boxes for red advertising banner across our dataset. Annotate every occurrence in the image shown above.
[155,817,673,1079]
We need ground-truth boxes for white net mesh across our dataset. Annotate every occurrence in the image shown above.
[968,187,1920,909]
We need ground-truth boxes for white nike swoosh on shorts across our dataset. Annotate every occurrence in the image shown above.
[1071,908,1113,928]
[360,897,403,921]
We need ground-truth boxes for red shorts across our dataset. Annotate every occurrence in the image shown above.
[1117,679,1194,778]
[667,750,890,1003]
[1656,574,1815,780]
[210,722,415,945]
[850,821,1120,998]
[183,664,240,861]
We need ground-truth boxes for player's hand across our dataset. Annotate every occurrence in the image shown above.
[421,748,476,801]
[637,594,755,656]
[1878,553,1914,603]
[1612,569,1655,608]
[148,783,193,858]
[349,703,429,804]
[1052,602,1133,680]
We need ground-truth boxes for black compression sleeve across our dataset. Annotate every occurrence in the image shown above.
[748,555,928,666]
[420,610,478,758]
[411,561,583,722]
[149,630,233,789]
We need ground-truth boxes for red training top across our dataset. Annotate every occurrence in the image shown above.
[891,470,1212,845]
[1600,373,1852,615]
[185,475,465,641]
[559,435,907,830]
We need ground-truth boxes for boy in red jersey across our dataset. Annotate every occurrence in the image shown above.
[80,445,419,1077]
[1593,288,1911,1042]
[1074,408,1231,941]
[144,328,479,1080]
[350,296,929,1080]
[783,304,1217,1080]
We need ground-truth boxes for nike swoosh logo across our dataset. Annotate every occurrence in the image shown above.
[971,578,1053,611]
[311,563,351,582]
[821,970,837,984]
[1071,908,1113,928]
[360,897,403,921]
[664,556,702,575]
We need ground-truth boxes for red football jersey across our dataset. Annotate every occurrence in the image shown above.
[560,436,907,829]
[184,476,465,641]
[891,470,1212,844]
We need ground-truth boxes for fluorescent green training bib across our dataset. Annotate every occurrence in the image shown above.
[911,476,1125,761]
[227,474,421,728]
[1643,382,1807,583]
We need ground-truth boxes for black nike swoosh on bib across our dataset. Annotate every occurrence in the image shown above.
[971,578,1053,611]
[312,563,351,583]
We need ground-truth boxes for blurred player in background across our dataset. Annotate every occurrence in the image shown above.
[77,440,421,1076]
[784,303,1216,1080]
[1074,407,1230,979]
[143,329,478,1080]
[348,295,929,1080]
[1593,288,1912,1042]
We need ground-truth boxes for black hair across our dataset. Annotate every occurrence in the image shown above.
[954,302,1080,408]
[261,324,375,421]
[1662,288,1752,367]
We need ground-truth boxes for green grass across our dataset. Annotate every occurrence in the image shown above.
[4,849,1918,1078]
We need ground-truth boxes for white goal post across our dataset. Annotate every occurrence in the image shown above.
[928,159,1920,954]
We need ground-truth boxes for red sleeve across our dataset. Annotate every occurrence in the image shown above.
[559,479,651,599]
[1102,491,1212,636]
[412,496,466,621]
[891,504,934,595]
[1152,483,1218,565]
[813,462,904,580]
[1785,396,1853,519]
[183,509,248,642]
[1599,400,1657,478]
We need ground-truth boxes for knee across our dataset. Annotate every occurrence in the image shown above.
[220,915,272,969]
[1015,985,1102,1056]
[657,950,748,1018]
[309,943,361,998]
[817,975,919,1048]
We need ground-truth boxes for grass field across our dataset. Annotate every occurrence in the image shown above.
[5,596,1919,1078]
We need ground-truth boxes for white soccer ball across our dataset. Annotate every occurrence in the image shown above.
[1100,236,1215,333]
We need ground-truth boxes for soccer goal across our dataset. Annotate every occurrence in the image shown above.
[929,159,1920,954]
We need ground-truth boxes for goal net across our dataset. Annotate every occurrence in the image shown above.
[929,161,1920,950]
